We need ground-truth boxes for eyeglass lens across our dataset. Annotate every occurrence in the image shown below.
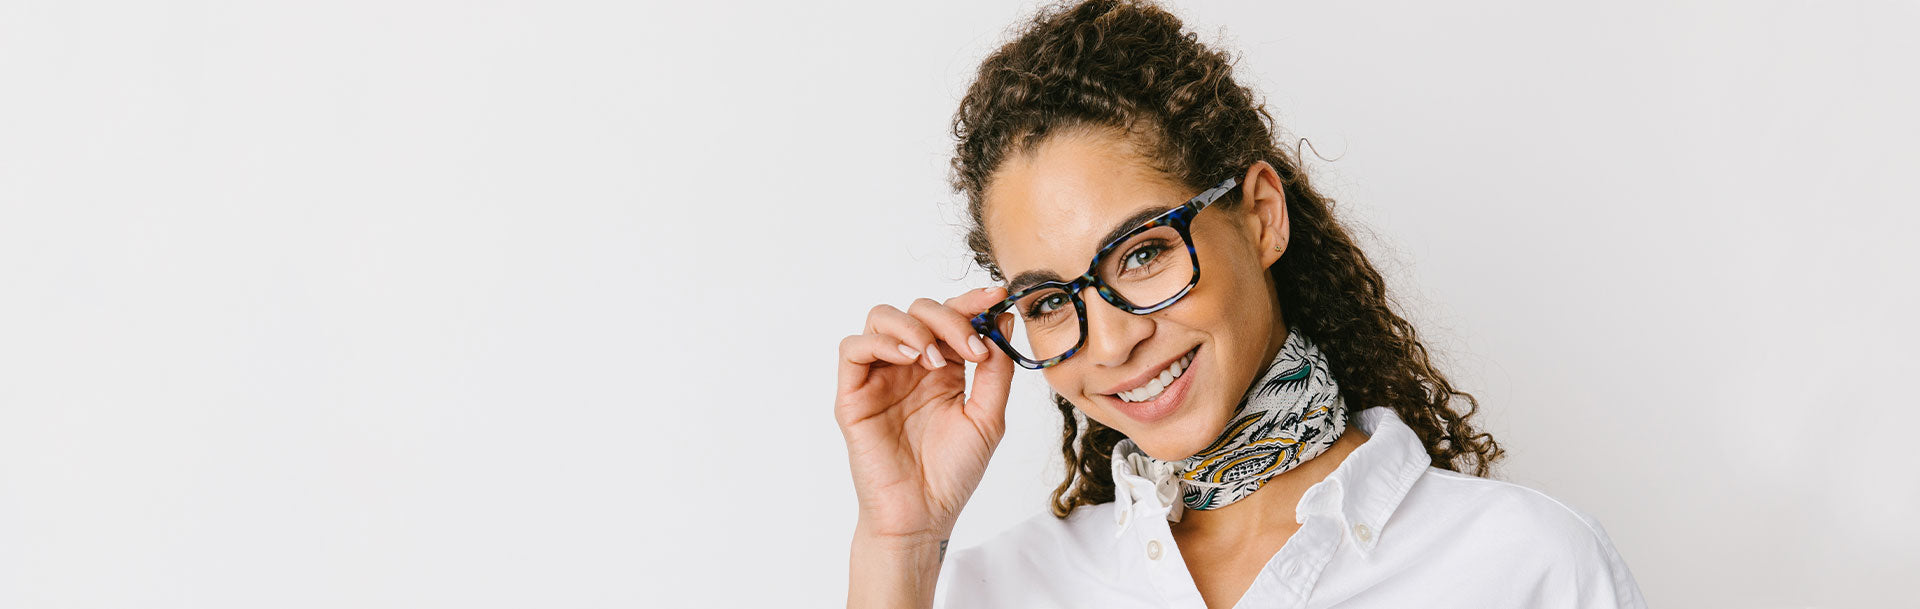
[993,224,1193,362]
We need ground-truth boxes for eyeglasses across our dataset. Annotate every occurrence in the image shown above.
[971,176,1240,369]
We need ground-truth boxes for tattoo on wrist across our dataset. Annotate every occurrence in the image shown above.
[938,539,949,563]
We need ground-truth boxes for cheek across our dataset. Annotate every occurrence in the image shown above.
[1044,365,1115,421]
[1041,367,1085,401]
[1183,267,1249,328]
[1198,240,1268,311]
[1198,210,1265,268]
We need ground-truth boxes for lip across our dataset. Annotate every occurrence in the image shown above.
[1102,345,1200,395]
[1102,345,1200,425]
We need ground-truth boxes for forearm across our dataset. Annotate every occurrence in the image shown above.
[847,524,949,609]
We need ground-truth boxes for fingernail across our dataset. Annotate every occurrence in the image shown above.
[968,334,988,358]
[898,344,920,360]
[925,344,946,368]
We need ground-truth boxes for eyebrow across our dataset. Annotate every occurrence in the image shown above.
[1005,204,1176,294]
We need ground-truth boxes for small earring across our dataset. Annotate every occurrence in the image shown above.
[1272,245,1283,251]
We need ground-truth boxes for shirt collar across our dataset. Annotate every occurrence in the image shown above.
[1109,406,1430,559]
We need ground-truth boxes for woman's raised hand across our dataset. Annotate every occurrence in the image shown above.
[835,286,1014,545]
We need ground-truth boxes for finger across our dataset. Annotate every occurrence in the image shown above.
[836,333,921,398]
[944,286,1011,363]
[941,285,1010,317]
[864,303,942,371]
[907,296,996,364]
[963,328,1019,440]
[839,332,921,367]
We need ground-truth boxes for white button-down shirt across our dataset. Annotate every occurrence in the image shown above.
[934,406,1647,608]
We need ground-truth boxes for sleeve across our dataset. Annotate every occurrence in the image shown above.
[1533,502,1650,609]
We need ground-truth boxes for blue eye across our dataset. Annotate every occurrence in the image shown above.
[1123,245,1164,271]
[1025,293,1068,318]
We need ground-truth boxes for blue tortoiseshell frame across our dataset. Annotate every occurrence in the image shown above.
[971,176,1241,370]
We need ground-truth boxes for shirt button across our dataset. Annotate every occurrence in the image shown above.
[1146,540,1163,560]
[1352,523,1374,543]
[1117,509,1130,526]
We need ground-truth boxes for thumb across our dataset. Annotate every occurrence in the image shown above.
[964,329,1017,438]
[945,286,1014,435]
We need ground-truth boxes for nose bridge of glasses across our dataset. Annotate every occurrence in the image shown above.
[1075,280,1154,364]
[1075,271,1138,312]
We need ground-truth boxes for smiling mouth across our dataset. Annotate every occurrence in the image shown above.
[1112,346,1199,403]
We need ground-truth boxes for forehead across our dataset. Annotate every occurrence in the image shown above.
[981,130,1189,284]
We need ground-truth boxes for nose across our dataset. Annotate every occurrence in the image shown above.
[1077,286,1154,369]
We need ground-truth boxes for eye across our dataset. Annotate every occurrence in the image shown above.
[1037,293,1066,313]
[1025,293,1068,317]
[1123,245,1164,270]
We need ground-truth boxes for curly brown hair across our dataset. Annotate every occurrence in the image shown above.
[949,0,1508,519]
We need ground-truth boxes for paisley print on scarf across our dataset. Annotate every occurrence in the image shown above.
[1113,330,1349,518]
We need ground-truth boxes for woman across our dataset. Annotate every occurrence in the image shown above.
[833,1,1646,607]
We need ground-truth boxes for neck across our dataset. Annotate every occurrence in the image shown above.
[1169,423,1371,542]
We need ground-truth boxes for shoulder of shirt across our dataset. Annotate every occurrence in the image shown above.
[1416,466,1619,551]
[1412,465,1646,607]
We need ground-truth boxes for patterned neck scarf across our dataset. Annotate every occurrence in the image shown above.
[1112,330,1349,522]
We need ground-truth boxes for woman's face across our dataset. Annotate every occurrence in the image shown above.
[981,128,1294,461]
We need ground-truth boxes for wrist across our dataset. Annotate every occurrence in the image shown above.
[848,524,950,609]
[853,521,951,550]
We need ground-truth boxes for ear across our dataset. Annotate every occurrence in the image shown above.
[1237,161,1289,267]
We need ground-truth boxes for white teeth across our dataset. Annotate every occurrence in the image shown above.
[1117,349,1197,403]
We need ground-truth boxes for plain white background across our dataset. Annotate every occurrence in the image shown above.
[2,1,1916,607]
